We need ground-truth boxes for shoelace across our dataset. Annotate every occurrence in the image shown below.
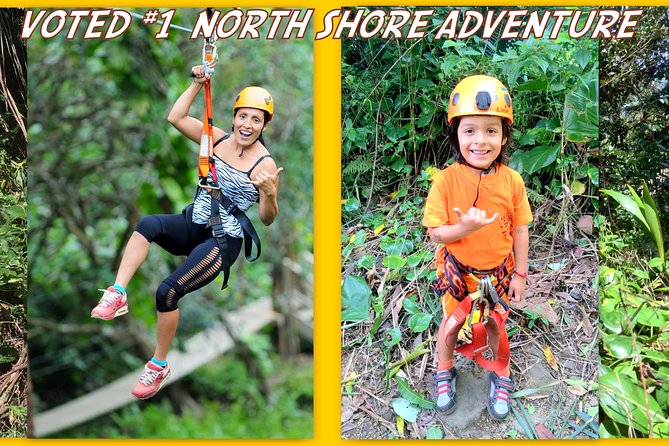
[139,366,161,385]
[435,370,454,396]
[96,289,121,307]
[493,376,513,403]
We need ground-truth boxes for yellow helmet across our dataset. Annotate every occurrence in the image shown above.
[447,75,513,124]
[233,86,274,122]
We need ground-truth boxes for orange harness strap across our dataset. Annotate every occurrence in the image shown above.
[198,7,218,186]
[198,79,216,183]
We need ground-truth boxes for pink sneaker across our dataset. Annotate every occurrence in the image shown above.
[131,361,171,399]
[91,287,128,320]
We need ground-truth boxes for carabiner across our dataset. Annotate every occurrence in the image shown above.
[199,177,221,190]
[202,41,218,75]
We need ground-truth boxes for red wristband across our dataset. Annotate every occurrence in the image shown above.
[514,271,527,279]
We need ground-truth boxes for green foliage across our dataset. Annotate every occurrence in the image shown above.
[394,376,435,409]
[27,7,313,435]
[0,8,27,438]
[602,180,665,260]
[0,186,26,294]
[598,229,669,437]
[341,275,371,323]
[600,7,669,237]
[391,397,420,423]
[599,10,669,437]
[341,9,599,422]
[342,7,598,215]
[426,425,443,439]
[402,296,433,333]
[523,308,548,329]
[600,372,669,437]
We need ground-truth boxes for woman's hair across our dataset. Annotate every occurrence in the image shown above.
[449,116,513,166]
[232,109,271,145]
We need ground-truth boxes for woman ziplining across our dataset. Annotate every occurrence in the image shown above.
[90,51,283,399]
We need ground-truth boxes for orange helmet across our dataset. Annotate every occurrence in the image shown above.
[447,75,513,124]
[233,86,274,122]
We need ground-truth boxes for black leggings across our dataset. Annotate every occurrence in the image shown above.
[134,206,242,312]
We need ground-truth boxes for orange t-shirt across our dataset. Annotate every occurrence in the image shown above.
[422,162,532,271]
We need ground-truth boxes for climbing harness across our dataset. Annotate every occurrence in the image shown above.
[195,141,262,292]
[192,8,261,289]
[433,251,513,372]
[204,179,261,290]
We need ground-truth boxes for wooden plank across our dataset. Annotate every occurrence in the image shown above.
[294,308,314,342]
[33,298,276,437]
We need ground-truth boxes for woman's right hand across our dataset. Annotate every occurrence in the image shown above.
[169,60,222,143]
[191,61,218,84]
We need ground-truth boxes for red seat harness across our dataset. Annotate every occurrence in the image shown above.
[433,251,513,372]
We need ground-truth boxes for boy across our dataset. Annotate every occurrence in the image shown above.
[422,75,532,420]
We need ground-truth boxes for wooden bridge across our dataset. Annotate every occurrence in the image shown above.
[33,256,313,437]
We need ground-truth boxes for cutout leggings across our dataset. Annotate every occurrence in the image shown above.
[134,205,242,312]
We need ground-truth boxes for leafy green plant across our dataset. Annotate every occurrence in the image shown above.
[402,296,433,333]
[598,226,669,438]
[341,275,371,323]
[598,11,669,436]
[602,180,664,260]
[523,308,549,329]
[0,9,28,437]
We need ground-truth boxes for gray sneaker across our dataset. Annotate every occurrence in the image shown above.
[487,372,513,421]
[434,368,457,414]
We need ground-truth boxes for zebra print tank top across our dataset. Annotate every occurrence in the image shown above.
[192,154,270,238]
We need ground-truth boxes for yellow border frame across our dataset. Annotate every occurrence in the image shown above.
[5,2,667,445]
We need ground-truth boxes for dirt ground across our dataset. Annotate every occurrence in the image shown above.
[341,233,599,439]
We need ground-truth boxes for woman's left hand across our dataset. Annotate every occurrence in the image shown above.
[508,275,526,302]
[248,167,283,197]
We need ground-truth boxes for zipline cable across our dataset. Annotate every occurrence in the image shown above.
[114,7,220,185]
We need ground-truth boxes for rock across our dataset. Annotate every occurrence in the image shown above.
[381,408,394,421]
[577,215,593,235]
[525,360,555,393]
[436,363,488,431]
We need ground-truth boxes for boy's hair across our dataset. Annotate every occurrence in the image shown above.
[449,116,513,166]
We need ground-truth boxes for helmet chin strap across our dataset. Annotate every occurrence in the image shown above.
[455,151,495,208]
[455,151,496,175]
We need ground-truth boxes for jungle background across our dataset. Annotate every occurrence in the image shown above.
[341,7,599,439]
[27,8,313,438]
[599,6,669,438]
[0,8,29,438]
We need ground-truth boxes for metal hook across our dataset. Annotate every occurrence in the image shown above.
[199,178,220,190]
